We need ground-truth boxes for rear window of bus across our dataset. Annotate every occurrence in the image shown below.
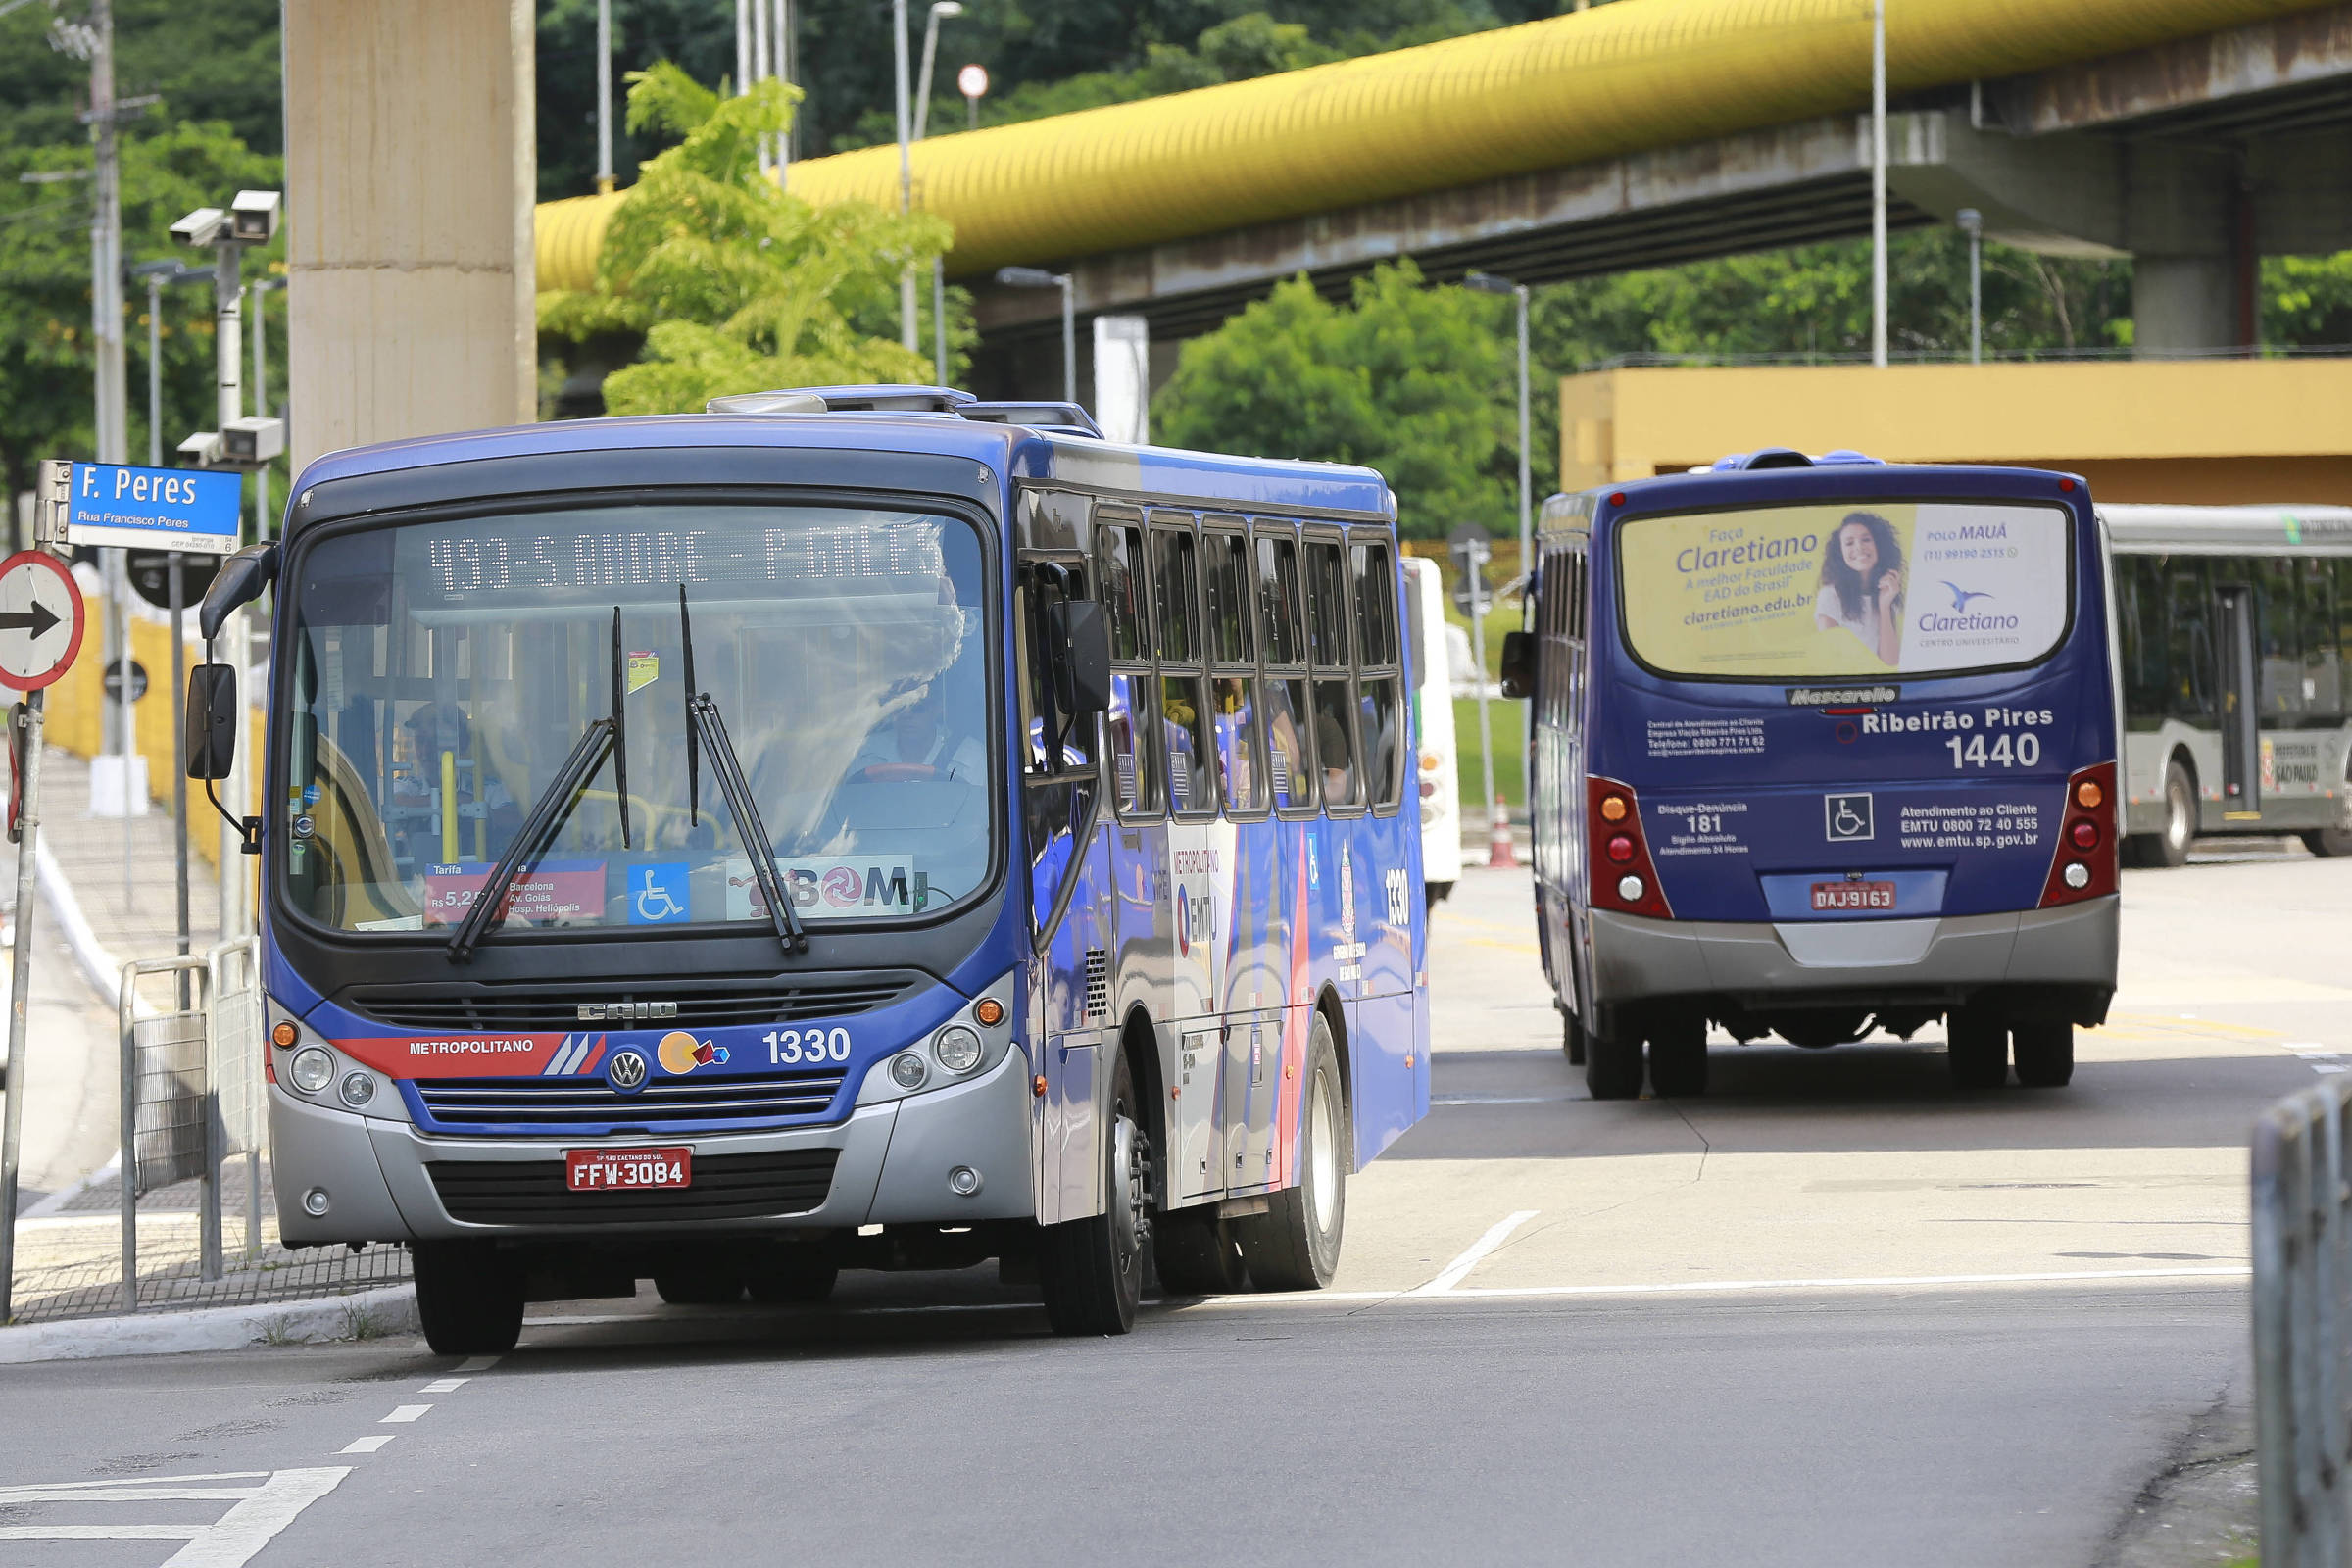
[1616,501,2075,681]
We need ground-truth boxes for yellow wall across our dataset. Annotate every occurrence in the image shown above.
[1560,359,2352,506]
[10,619,263,871]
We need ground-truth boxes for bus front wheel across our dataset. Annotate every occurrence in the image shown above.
[2303,827,2352,858]
[412,1241,524,1357]
[2012,1020,2075,1088]
[1237,1015,1347,1292]
[1153,1207,1248,1295]
[1038,1050,1149,1335]
[2149,760,2196,869]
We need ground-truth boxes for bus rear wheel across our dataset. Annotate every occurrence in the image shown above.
[412,1241,524,1357]
[2303,827,2352,858]
[1153,1207,1248,1295]
[2011,1020,2075,1088]
[2150,760,2195,868]
[1237,1016,1347,1292]
[1038,1050,1149,1335]
[1561,1007,1587,1067]
[1646,1014,1708,1099]
[1946,1007,2009,1089]
[1585,1023,1643,1101]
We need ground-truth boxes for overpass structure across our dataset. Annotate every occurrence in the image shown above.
[534,0,2352,398]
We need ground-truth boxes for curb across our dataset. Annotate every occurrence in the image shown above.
[0,1284,417,1364]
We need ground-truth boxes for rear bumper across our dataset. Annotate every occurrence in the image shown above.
[1587,896,2118,1009]
[269,1048,1038,1246]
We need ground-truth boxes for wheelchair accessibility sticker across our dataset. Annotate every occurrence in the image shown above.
[629,861,693,924]
[1825,793,1875,843]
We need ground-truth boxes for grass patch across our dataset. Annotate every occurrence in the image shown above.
[256,1313,306,1348]
[1453,695,1526,813]
[338,1299,390,1341]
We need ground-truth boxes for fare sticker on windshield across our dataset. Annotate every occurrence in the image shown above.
[726,858,932,919]
[423,859,607,925]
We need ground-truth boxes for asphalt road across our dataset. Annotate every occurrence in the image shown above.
[2,841,2341,1567]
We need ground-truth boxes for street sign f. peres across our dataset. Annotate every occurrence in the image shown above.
[0,551,85,691]
[65,462,242,557]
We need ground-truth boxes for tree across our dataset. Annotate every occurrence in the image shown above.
[537,64,961,416]
[1154,260,1515,539]
[0,118,284,504]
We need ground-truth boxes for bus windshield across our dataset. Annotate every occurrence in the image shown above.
[1617,500,2074,681]
[279,500,992,934]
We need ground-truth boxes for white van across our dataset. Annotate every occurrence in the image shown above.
[1404,557,1462,905]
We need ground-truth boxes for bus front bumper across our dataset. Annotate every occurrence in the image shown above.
[269,1048,1039,1246]
[1586,897,2119,1011]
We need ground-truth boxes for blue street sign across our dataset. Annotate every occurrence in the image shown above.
[65,463,243,556]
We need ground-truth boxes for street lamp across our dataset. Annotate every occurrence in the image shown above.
[1464,270,1533,600]
[1957,207,1984,365]
[997,267,1074,404]
[912,2,965,385]
[892,0,916,349]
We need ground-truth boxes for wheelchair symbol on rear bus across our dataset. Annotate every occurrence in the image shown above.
[1825,793,1874,843]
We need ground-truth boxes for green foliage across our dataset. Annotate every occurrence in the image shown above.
[0,118,284,500]
[1155,260,1514,540]
[1,0,283,157]
[540,66,959,415]
[2265,252,2352,346]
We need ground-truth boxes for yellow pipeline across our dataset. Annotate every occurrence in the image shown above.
[536,0,2328,288]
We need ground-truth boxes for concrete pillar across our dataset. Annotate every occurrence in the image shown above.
[282,0,536,471]
[2132,256,2244,357]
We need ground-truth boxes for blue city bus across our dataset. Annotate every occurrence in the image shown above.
[1503,449,2119,1101]
[187,386,1429,1352]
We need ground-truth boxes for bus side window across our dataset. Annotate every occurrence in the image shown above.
[1306,534,1361,810]
[1099,517,1161,817]
[2117,556,2161,724]
[2317,558,2349,725]
[2165,558,2214,722]
[1351,538,1404,810]
[2260,557,2305,721]
[1255,526,1316,814]
[1152,518,1217,816]
[1204,526,1269,815]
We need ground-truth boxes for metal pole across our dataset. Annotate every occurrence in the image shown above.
[171,557,188,1004]
[914,7,945,142]
[1060,275,1076,406]
[735,0,750,95]
[1469,546,1497,836]
[933,259,949,386]
[0,690,47,1326]
[751,0,770,175]
[1513,284,1532,594]
[1870,0,1887,368]
[252,280,271,537]
[894,0,917,351]
[91,0,126,466]
[212,247,242,947]
[595,0,614,193]
[776,0,794,170]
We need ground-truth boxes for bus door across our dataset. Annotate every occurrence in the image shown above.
[2217,583,2261,815]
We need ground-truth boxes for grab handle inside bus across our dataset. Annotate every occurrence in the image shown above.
[1048,599,1111,716]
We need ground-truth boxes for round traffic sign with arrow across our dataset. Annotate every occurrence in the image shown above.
[0,551,85,691]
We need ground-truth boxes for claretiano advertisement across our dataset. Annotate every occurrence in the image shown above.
[1618,502,2072,679]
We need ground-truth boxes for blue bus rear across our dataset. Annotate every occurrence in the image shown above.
[202,387,1427,1351]
[1513,450,2118,1099]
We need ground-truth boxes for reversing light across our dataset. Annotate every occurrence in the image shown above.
[2071,820,2100,851]
[1605,834,1636,864]
[973,998,1004,1028]
[270,1020,299,1049]
[1599,795,1629,823]
[2074,780,2103,810]
[2062,862,2091,890]
[1617,874,1645,902]
[289,1046,333,1094]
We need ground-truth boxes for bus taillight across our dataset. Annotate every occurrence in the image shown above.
[2041,760,2119,907]
[1589,776,1672,919]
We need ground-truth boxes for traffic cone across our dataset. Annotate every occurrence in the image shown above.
[1487,794,1518,869]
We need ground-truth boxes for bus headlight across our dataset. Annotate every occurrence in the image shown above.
[934,1026,983,1074]
[338,1071,376,1107]
[289,1046,334,1094]
[890,1053,929,1089]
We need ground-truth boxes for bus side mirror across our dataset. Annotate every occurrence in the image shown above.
[199,542,276,641]
[1498,630,1535,700]
[1048,600,1112,716]
[186,663,238,780]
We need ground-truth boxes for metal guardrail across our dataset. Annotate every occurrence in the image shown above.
[2254,1078,2352,1565]
[115,944,264,1310]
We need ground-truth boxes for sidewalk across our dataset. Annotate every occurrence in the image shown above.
[2,744,410,1336]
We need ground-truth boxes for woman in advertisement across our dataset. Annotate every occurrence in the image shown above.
[1814,511,1908,666]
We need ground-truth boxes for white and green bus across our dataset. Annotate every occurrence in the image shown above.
[2107,504,2352,866]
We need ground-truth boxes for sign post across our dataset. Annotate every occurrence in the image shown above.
[0,463,89,1326]
[1447,523,1505,864]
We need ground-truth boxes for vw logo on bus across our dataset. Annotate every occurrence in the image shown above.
[606,1050,650,1094]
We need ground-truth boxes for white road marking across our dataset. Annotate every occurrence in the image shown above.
[455,1355,501,1372]
[1415,1209,1542,1294]
[1434,1095,1575,1105]
[340,1435,395,1454]
[381,1404,431,1423]
[420,1377,468,1393]
[0,1468,350,1566]
[1190,1263,2253,1307]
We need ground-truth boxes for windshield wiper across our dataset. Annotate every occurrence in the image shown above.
[446,608,633,963]
[679,585,808,956]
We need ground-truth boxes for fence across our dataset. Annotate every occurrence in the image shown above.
[2254,1076,2352,1566]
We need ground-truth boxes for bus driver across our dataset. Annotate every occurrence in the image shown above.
[850,683,986,783]
[1814,511,1907,666]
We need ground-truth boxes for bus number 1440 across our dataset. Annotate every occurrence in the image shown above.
[1944,733,2041,770]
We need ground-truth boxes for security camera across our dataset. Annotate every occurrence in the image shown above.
[221,416,285,466]
[228,189,281,244]
[177,431,223,466]
[170,207,227,248]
